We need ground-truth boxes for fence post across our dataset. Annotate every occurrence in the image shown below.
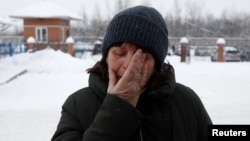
[180,37,189,63]
[7,42,13,56]
[26,36,35,52]
[66,36,74,56]
[216,38,226,62]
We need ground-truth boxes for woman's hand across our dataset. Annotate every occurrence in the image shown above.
[107,49,148,107]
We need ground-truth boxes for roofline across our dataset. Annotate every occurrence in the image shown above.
[9,16,82,21]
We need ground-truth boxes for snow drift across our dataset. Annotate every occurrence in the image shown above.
[0,48,249,141]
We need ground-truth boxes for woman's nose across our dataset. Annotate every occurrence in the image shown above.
[122,53,133,69]
[121,43,138,68]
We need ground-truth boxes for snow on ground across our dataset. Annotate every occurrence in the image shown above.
[0,48,250,141]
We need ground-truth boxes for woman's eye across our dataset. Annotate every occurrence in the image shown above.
[114,50,126,56]
[116,52,125,56]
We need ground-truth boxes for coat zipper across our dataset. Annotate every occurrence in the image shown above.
[140,128,144,141]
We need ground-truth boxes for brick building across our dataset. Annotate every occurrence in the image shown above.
[10,1,81,51]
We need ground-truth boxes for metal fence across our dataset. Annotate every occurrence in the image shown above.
[1,36,250,58]
[0,42,26,58]
[168,37,250,47]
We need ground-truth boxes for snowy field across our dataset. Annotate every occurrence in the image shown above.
[0,48,250,141]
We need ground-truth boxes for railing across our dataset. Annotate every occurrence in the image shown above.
[0,42,26,58]
[1,36,249,58]
[168,37,250,47]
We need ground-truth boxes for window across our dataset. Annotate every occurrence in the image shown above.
[36,27,47,42]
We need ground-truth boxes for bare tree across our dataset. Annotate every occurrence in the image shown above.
[114,0,131,14]
[86,3,108,37]
[70,0,250,39]
[173,0,182,36]
[240,14,250,38]
[184,0,204,37]
[104,0,113,21]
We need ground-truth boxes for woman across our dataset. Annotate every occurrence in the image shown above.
[51,6,212,141]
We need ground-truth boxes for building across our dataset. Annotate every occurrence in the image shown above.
[0,17,13,32]
[9,1,81,52]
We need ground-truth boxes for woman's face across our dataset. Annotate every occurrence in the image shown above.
[106,42,155,82]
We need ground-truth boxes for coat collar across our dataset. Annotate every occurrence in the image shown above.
[88,72,108,100]
[137,63,176,111]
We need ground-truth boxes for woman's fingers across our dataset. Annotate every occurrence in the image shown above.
[107,68,117,92]
[107,46,148,106]
[140,63,148,88]
[121,49,145,83]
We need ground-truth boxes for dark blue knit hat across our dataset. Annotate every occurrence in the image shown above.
[102,6,169,70]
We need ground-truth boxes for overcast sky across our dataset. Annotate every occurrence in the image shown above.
[1,0,250,19]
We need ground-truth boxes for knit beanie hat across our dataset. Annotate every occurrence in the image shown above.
[102,6,169,70]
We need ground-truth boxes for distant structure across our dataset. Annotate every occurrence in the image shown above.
[9,1,81,53]
[180,37,189,63]
[0,17,13,32]
[216,38,226,62]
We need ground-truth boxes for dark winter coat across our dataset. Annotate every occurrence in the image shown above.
[51,65,212,141]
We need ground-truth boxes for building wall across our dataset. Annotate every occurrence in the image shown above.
[23,18,70,42]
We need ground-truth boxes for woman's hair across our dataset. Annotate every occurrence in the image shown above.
[86,58,108,81]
